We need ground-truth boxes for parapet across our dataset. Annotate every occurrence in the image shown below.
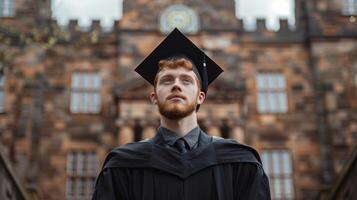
[47,17,304,43]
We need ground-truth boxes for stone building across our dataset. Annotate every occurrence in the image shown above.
[0,144,33,200]
[0,0,356,199]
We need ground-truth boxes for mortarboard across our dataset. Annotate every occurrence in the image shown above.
[134,28,223,110]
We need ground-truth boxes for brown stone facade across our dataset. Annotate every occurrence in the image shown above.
[0,0,356,199]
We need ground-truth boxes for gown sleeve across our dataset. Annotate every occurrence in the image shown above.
[232,163,271,200]
[92,168,131,200]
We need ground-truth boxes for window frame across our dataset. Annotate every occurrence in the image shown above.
[261,149,295,200]
[66,151,98,200]
[0,74,5,113]
[256,72,288,114]
[342,0,357,16]
[70,72,102,114]
[0,0,15,17]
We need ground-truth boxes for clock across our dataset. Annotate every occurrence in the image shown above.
[160,4,199,34]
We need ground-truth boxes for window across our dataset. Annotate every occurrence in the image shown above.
[261,150,294,200]
[0,0,14,17]
[66,151,98,200]
[354,63,357,88]
[70,72,101,114]
[256,73,288,113]
[0,75,4,112]
[235,0,295,31]
[342,0,357,15]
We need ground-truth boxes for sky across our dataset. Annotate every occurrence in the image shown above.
[51,0,295,31]
[51,0,123,28]
[236,0,295,30]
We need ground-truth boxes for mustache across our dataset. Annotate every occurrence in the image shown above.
[167,93,187,100]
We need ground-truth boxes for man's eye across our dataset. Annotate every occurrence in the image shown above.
[182,79,193,84]
[161,79,173,84]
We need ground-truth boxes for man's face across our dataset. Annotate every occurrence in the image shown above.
[150,67,205,120]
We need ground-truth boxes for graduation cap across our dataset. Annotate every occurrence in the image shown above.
[135,28,223,92]
[135,28,223,110]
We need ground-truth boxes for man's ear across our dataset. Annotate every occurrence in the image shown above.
[149,91,157,104]
[197,91,205,105]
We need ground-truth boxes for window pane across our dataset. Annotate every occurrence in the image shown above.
[80,178,86,197]
[274,178,282,199]
[284,178,294,198]
[83,92,90,112]
[93,93,101,113]
[266,74,274,89]
[282,150,292,174]
[85,178,95,198]
[71,73,81,89]
[75,178,82,198]
[0,92,4,112]
[78,92,85,112]
[272,151,280,175]
[91,74,101,89]
[77,152,84,175]
[268,93,277,112]
[70,92,80,113]
[67,153,74,175]
[92,153,98,175]
[276,74,286,89]
[278,92,288,113]
[87,93,94,113]
[257,92,267,113]
[256,74,266,89]
[83,73,91,89]
[66,178,74,198]
[261,152,270,174]
[0,75,4,86]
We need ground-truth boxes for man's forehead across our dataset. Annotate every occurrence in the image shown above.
[157,67,197,78]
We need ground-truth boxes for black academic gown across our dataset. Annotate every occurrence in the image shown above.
[92,129,271,200]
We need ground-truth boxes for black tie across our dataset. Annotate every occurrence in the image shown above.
[175,138,188,153]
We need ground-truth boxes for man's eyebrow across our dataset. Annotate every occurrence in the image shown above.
[159,74,174,81]
[160,74,174,79]
[159,73,194,80]
[180,74,194,79]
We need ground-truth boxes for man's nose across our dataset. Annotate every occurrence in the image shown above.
[171,79,182,92]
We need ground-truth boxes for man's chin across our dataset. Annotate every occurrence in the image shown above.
[158,104,195,120]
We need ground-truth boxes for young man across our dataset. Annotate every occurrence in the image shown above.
[92,28,271,200]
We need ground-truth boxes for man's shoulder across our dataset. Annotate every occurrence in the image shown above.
[211,137,262,164]
[102,139,153,169]
[112,139,152,152]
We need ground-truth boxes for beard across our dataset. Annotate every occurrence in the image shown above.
[157,94,198,120]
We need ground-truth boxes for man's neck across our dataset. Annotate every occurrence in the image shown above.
[160,112,198,137]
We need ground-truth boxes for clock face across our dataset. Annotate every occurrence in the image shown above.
[167,10,192,30]
[160,4,199,34]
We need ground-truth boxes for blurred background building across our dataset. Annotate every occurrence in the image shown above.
[0,0,356,199]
